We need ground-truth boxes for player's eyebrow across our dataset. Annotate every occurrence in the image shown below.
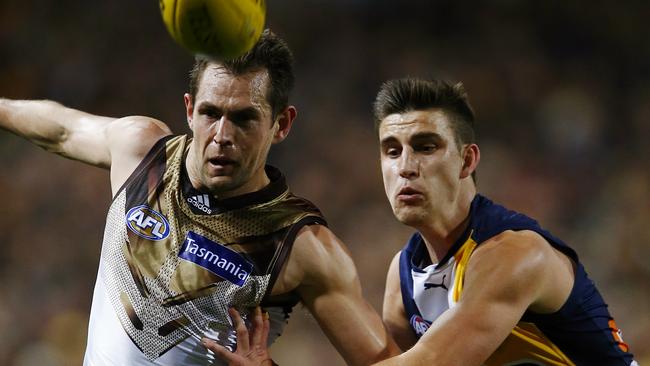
[380,132,443,147]
[196,102,222,116]
[196,103,261,121]
[380,136,399,147]
[229,106,261,121]
[409,131,443,144]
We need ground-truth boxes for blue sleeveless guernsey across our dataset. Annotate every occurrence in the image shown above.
[399,194,637,366]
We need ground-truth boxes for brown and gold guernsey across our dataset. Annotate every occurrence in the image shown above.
[84,135,325,365]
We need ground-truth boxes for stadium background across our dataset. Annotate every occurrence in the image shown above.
[0,1,648,364]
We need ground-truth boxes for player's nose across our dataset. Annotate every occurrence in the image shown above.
[398,149,419,179]
[213,117,234,146]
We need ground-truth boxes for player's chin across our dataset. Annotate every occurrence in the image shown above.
[393,206,427,227]
[202,175,239,193]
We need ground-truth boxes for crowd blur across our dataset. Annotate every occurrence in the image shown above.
[0,1,648,365]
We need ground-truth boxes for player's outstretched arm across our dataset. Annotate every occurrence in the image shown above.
[373,230,575,366]
[292,225,401,366]
[0,98,171,171]
[208,225,401,366]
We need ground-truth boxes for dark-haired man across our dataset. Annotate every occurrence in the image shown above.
[214,78,638,366]
[0,30,398,365]
[371,78,637,365]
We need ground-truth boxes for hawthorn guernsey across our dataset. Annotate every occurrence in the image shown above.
[82,135,327,364]
[178,231,253,287]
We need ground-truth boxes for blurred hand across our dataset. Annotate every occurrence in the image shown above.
[202,307,274,366]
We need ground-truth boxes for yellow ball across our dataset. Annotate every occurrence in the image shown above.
[159,0,266,59]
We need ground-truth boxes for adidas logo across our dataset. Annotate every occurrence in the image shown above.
[187,194,212,214]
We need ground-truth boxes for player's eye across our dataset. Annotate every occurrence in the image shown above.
[384,147,401,158]
[416,144,437,153]
[206,111,222,120]
[198,106,222,121]
[229,109,260,129]
[231,116,254,128]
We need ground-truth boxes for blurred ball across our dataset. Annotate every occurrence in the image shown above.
[159,0,266,59]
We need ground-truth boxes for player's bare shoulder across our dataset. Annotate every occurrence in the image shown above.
[271,224,356,296]
[466,230,574,313]
[473,230,551,262]
[295,224,355,282]
[107,115,171,158]
[466,230,557,287]
[107,116,172,193]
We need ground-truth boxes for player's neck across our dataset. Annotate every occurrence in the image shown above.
[219,168,271,199]
[419,184,475,264]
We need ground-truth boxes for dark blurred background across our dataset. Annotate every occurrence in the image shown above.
[0,1,648,365]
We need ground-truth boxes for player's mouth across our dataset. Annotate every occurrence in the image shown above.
[207,156,237,175]
[396,186,425,204]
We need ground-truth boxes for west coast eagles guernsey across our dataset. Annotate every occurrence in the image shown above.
[84,135,325,365]
[399,195,637,366]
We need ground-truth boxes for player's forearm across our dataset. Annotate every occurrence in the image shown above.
[311,298,400,366]
[0,98,74,152]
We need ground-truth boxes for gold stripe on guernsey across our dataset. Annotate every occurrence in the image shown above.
[451,233,576,366]
[486,323,576,366]
[451,231,477,303]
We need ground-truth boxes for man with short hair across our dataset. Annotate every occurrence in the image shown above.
[0,30,398,365]
[372,78,636,365]
[215,78,638,366]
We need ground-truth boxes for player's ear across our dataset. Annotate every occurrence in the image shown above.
[460,143,480,179]
[184,93,194,129]
[272,106,297,144]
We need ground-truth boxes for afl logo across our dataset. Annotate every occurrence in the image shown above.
[410,315,431,337]
[126,205,170,241]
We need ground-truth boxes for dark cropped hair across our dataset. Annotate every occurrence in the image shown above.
[189,29,295,119]
[373,78,476,150]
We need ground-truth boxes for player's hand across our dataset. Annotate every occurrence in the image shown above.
[202,307,274,366]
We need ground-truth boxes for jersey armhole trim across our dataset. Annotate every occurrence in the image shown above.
[262,216,327,302]
[110,134,176,203]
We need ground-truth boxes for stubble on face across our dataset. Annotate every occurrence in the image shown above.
[188,66,275,198]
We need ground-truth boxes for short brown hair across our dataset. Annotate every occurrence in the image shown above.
[188,29,295,118]
[373,78,476,149]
